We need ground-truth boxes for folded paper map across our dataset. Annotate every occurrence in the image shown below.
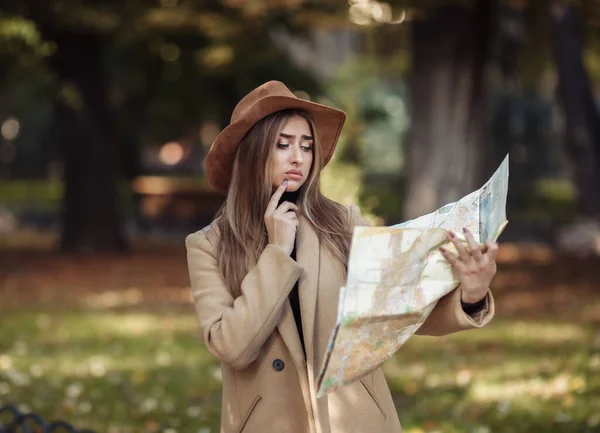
[315,155,509,398]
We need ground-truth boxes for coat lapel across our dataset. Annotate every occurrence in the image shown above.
[296,215,321,366]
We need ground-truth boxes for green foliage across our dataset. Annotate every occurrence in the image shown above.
[322,49,410,222]
[0,1,338,182]
[512,178,577,224]
[359,172,407,224]
[326,51,409,170]
[320,161,364,207]
[513,0,600,88]
[0,17,54,61]
[0,180,62,207]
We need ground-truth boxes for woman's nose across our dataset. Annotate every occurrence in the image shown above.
[291,146,303,164]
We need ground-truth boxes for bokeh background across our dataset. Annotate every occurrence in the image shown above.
[1,0,600,432]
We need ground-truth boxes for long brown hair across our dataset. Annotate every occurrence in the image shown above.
[215,109,351,297]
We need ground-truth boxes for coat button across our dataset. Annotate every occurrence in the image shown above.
[272,359,285,371]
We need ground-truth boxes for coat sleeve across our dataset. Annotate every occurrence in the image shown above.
[415,286,495,336]
[347,204,495,336]
[186,230,303,369]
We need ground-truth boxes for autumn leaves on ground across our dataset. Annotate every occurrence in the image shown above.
[1,242,600,433]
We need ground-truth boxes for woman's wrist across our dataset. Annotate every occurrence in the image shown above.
[460,294,486,315]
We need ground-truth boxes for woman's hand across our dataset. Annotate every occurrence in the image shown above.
[264,180,298,256]
[440,228,499,304]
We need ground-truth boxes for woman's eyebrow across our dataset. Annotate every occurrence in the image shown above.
[280,133,314,141]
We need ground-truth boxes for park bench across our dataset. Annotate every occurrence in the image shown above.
[0,404,96,433]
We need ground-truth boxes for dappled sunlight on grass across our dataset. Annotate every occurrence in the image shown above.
[91,313,197,337]
[1,310,199,344]
[2,246,600,431]
[2,308,598,432]
[381,317,600,432]
[469,372,585,401]
[450,320,593,345]
[83,288,194,310]
[0,310,221,432]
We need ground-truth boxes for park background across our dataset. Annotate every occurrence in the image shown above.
[1,0,600,432]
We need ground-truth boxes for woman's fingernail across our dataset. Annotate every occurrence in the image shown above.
[463,227,468,233]
[448,231,455,238]
[282,180,288,186]
[439,247,446,253]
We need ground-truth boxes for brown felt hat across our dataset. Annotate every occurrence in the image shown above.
[205,80,346,194]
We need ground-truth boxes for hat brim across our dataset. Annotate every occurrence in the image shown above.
[205,95,346,194]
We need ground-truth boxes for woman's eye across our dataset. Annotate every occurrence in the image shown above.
[277,143,289,149]
[301,145,313,152]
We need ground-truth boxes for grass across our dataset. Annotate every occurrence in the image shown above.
[1,243,600,432]
[385,320,600,433]
[2,308,599,432]
[0,308,223,432]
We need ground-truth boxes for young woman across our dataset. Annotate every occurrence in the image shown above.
[186,81,498,433]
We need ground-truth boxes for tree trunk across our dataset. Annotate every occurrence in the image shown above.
[48,31,126,252]
[403,0,496,220]
[550,2,600,219]
[550,2,600,255]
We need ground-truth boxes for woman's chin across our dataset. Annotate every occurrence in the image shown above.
[286,183,302,192]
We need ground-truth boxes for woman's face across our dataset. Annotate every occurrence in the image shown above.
[269,115,314,192]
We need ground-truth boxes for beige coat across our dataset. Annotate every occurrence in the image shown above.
[186,205,494,433]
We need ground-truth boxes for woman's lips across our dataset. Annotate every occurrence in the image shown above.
[286,171,302,180]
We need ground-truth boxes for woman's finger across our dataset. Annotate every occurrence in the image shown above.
[266,181,288,215]
[275,201,299,215]
[284,211,298,220]
[485,240,499,261]
[448,232,473,263]
[440,246,462,269]
[463,227,483,261]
